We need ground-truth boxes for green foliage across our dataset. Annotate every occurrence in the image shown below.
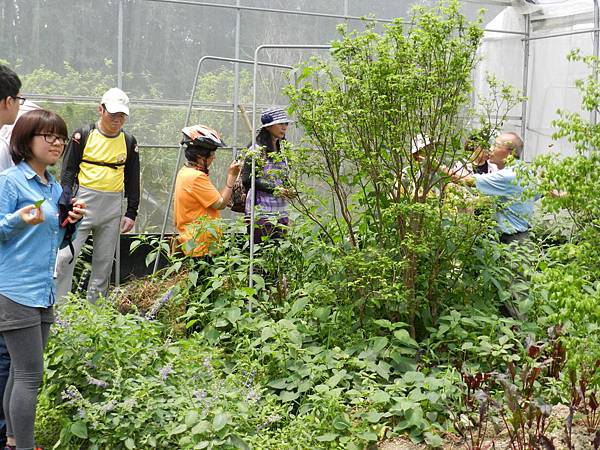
[424,308,525,372]
[29,4,600,449]
[20,61,115,96]
[284,0,493,335]
[40,300,287,449]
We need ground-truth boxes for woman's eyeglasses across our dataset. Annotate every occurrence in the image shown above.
[36,134,68,145]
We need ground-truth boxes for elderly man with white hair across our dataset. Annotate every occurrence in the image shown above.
[446,131,536,244]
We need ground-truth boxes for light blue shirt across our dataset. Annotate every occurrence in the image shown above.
[0,161,67,308]
[474,165,535,235]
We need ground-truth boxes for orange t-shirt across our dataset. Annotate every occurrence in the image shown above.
[174,166,221,256]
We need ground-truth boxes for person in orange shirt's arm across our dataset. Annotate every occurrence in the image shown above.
[174,124,241,256]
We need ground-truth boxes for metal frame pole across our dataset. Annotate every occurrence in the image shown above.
[117,0,124,88]
[143,0,394,23]
[232,0,242,159]
[593,0,600,126]
[153,55,293,274]
[521,14,531,148]
[524,27,600,42]
[115,0,125,288]
[248,44,332,309]
[142,0,522,36]
[343,0,349,24]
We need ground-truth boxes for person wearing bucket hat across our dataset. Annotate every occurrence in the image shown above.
[174,124,241,256]
[241,106,295,244]
[54,87,139,304]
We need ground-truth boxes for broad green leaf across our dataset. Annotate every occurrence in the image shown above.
[225,307,241,324]
[212,412,230,431]
[288,329,303,346]
[191,420,211,435]
[313,306,331,321]
[70,421,88,439]
[356,431,378,441]
[316,433,339,442]
[288,297,310,317]
[145,251,157,267]
[369,389,390,403]
[393,329,419,348]
[261,327,275,341]
[424,431,444,447]
[185,410,199,427]
[268,378,288,389]
[402,371,425,384]
[364,411,385,423]
[169,423,187,435]
[332,413,351,430]
[280,390,300,402]
[188,270,199,286]
[229,434,251,450]
[370,336,388,353]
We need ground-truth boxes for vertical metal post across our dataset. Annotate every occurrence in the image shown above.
[115,0,124,288]
[521,14,531,150]
[152,59,204,274]
[248,52,259,308]
[249,45,332,311]
[117,0,124,89]
[592,0,599,125]
[153,56,293,275]
[232,0,242,158]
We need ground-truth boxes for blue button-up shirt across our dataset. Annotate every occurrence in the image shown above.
[0,161,66,308]
[474,165,536,235]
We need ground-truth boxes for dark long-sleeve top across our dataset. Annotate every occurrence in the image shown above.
[241,155,279,194]
[61,124,140,220]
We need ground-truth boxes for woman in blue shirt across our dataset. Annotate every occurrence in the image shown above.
[0,109,85,450]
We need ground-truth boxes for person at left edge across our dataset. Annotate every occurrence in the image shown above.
[0,109,85,450]
[54,87,140,304]
[0,64,24,449]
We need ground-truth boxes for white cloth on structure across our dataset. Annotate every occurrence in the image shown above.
[476,0,596,160]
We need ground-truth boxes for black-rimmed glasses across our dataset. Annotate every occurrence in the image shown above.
[12,96,26,105]
[36,134,68,145]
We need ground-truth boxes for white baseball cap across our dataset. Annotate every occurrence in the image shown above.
[101,88,130,116]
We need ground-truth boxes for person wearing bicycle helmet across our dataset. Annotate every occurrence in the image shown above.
[174,124,241,256]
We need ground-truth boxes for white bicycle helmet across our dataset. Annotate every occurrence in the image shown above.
[181,124,225,150]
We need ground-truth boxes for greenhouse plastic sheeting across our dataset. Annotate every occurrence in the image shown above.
[476,0,596,159]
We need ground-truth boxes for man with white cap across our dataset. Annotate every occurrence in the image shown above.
[55,87,140,303]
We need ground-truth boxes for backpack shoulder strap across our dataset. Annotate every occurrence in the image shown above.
[123,130,137,155]
[61,123,94,191]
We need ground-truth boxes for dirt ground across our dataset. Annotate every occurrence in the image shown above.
[379,405,598,450]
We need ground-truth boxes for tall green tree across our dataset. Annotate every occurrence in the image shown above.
[286,0,487,335]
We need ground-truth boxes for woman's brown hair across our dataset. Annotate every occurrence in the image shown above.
[9,109,68,164]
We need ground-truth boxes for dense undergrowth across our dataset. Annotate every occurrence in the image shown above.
[36,214,600,449]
